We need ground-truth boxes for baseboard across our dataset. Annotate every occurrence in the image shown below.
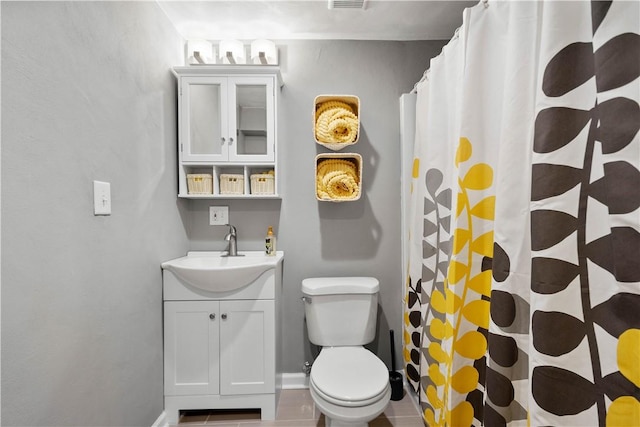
[282,372,309,389]
[152,410,169,427]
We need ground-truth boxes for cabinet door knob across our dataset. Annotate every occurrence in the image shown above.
[221,313,228,320]
[229,137,234,144]
[221,137,226,144]
[209,313,216,320]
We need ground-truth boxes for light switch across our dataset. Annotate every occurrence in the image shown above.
[209,206,229,225]
[93,181,111,215]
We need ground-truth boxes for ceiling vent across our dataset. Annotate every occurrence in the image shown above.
[328,0,367,9]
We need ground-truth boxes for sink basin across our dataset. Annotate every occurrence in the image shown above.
[161,251,282,292]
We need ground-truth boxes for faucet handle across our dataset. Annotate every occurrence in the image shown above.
[225,224,237,242]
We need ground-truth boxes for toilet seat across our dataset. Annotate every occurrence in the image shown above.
[310,347,390,407]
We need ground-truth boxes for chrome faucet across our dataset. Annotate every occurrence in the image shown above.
[223,225,242,257]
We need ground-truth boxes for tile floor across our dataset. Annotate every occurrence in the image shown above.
[176,387,424,427]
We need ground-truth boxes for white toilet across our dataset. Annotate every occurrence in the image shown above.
[302,277,391,427]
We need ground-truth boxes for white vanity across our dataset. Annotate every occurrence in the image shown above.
[161,251,284,424]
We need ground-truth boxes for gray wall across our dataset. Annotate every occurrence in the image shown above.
[1,2,187,426]
[2,1,446,423]
[188,40,446,373]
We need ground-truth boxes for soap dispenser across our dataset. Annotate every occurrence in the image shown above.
[265,226,276,256]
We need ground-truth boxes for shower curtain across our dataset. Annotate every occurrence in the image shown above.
[404,1,639,426]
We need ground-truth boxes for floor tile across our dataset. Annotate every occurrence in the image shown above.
[384,396,422,418]
[239,420,323,427]
[275,400,316,420]
[176,387,422,426]
[370,415,425,427]
[207,409,261,423]
[178,410,209,424]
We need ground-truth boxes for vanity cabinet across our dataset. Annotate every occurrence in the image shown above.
[172,66,281,198]
[162,251,283,424]
[164,299,275,396]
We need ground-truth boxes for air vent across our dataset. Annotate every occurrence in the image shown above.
[328,0,367,9]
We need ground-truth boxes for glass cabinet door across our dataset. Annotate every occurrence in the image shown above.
[228,77,275,162]
[181,76,229,162]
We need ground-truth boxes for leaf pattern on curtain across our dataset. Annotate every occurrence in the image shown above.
[404,275,422,390]
[405,164,454,399]
[406,1,638,426]
[486,2,640,425]
[421,137,495,426]
[405,159,454,393]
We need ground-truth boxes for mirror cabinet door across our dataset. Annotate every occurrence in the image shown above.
[230,77,275,161]
[185,80,226,159]
[235,83,268,156]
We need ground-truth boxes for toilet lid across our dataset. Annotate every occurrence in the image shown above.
[311,347,389,403]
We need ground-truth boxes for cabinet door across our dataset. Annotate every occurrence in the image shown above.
[227,77,275,162]
[180,76,229,162]
[164,301,220,396]
[219,299,275,395]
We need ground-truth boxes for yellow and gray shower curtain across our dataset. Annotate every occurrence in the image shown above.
[405,1,639,426]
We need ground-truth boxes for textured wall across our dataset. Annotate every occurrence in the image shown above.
[1,2,187,425]
[187,40,446,373]
[2,3,447,421]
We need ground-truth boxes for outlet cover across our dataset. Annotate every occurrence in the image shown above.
[209,206,229,225]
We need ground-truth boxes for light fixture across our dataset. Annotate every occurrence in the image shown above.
[186,39,214,65]
[219,39,246,65]
[251,39,278,65]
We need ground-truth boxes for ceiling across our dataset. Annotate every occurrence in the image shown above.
[156,1,477,42]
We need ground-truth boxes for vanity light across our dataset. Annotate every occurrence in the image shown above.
[219,39,246,64]
[251,39,278,65]
[187,39,214,65]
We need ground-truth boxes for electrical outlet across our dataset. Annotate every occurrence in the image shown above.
[209,206,229,225]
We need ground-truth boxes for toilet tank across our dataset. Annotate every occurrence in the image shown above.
[302,277,379,346]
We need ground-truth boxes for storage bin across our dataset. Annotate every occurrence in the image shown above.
[314,95,360,151]
[250,173,275,195]
[315,153,362,202]
[220,174,244,195]
[187,174,213,194]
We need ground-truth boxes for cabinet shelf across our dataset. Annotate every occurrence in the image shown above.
[179,164,278,198]
[241,130,267,137]
[172,65,283,88]
[179,194,281,200]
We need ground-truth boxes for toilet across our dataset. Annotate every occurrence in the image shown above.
[302,277,391,427]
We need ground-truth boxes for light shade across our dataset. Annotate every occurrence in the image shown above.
[187,39,214,65]
[251,39,278,65]
[219,39,246,64]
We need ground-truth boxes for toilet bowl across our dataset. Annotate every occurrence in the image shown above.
[309,347,391,427]
[302,277,392,427]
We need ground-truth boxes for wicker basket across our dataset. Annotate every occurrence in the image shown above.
[315,153,362,202]
[187,174,213,194]
[250,173,275,195]
[220,174,244,195]
[314,95,360,151]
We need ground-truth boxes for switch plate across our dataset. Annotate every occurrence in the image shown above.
[93,181,111,215]
[209,206,229,225]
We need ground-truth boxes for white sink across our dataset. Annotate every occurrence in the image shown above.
[161,251,282,292]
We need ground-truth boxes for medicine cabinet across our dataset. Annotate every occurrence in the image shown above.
[172,66,282,198]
